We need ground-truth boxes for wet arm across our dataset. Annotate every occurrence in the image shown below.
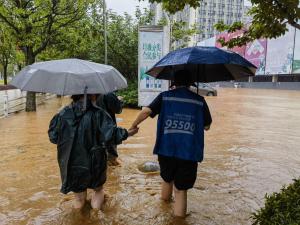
[113,127,129,145]
[98,112,128,145]
[131,93,162,129]
[131,107,152,128]
[111,125,138,144]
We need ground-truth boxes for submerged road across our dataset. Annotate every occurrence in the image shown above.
[0,88,300,225]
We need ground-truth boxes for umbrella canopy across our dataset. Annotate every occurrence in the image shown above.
[146,46,256,82]
[11,59,127,95]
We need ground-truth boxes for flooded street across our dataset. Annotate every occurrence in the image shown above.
[0,88,300,225]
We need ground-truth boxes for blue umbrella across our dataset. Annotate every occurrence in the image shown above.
[146,46,256,82]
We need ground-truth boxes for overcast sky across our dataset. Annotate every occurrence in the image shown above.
[106,0,149,16]
[244,0,251,6]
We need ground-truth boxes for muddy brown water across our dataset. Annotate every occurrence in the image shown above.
[0,88,300,225]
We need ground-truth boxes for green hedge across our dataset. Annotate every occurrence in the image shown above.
[251,179,300,225]
[118,80,139,108]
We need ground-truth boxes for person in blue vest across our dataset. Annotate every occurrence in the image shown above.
[130,70,212,217]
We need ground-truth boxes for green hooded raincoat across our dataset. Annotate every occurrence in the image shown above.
[48,101,128,194]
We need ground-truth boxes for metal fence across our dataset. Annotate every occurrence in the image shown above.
[0,93,55,118]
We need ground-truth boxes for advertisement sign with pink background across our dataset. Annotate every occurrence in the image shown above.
[245,39,267,75]
[215,30,246,57]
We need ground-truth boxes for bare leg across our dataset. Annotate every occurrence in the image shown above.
[91,186,105,209]
[73,191,87,209]
[161,181,173,201]
[173,187,187,217]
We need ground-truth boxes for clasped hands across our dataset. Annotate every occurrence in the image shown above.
[127,124,139,137]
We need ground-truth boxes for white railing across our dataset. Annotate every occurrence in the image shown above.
[0,91,55,118]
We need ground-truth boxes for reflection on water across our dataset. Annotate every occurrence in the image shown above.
[0,88,300,225]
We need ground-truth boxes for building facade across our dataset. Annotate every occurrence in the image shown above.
[197,0,246,41]
[150,0,251,45]
[150,3,198,48]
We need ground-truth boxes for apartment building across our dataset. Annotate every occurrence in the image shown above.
[150,0,250,45]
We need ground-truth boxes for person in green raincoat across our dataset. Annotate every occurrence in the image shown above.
[48,94,138,209]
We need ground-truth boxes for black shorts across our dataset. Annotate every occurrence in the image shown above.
[158,155,198,190]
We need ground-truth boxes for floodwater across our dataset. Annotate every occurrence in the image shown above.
[0,88,300,225]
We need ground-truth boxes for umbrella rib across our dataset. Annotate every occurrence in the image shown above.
[19,67,33,90]
[18,70,45,93]
[186,47,197,66]
[96,71,108,93]
[79,60,108,93]
[62,73,69,96]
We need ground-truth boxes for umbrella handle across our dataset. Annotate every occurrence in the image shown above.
[83,86,88,111]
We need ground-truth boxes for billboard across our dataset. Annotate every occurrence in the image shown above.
[227,30,246,57]
[215,32,228,49]
[215,30,246,57]
[245,39,267,75]
[292,28,300,73]
[265,26,295,75]
[138,26,169,106]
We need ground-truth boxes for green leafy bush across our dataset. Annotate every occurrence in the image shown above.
[118,80,139,108]
[251,179,300,225]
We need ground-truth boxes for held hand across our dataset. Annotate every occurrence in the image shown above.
[129,124,138,131]
[128,127,139,136]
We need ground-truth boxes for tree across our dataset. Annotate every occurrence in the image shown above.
[0,24,15,85]
[149,0,300,47]
[38,15,95,61]
[39,6,153,83]
[0,0,94,111]
[148,0,200,14]
[89,7,153,81]
[158,17,199,50]
[215,0,300,47]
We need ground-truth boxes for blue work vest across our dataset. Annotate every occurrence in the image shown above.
[153,88,205,162]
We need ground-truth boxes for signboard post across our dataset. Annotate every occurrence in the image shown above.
[138,26,169,106]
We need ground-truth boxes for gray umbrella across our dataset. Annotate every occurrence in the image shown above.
[10,58,127,95]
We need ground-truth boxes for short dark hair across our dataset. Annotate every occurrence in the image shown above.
[173,70,192,87]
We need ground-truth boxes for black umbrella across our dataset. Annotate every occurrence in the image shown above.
[146,46,256,82]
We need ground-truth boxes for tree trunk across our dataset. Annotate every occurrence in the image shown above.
[3,62,8,85]
[24,47,36,112]
[18,64,22,71]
